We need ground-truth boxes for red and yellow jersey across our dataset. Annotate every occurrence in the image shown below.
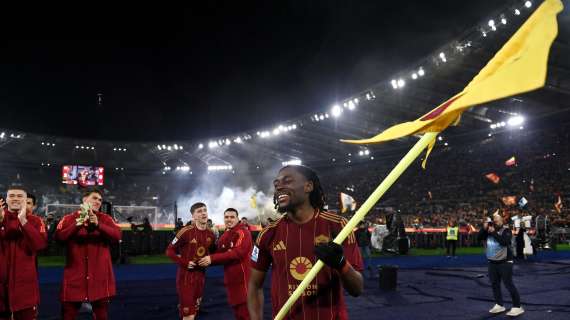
[251,210,363,319]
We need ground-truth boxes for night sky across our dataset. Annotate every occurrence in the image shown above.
[0,1,511,141]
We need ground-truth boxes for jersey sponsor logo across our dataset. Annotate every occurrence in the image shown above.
[314,234,330,245]
[251,245,259,262]
[196,246,206,257]
[289,256,313,281]
[171,237,179,245]
[273,240,286,251]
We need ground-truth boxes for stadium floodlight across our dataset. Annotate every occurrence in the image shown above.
[370,156,374,160]
[501,17,507,25]
[358,151,364,156]
[418,67,425,76]
[391,79,398,89]
[292,124,297,129]
[514,9,521,15]
[397,79,405,88]
[488,133,492,137]
[348,101,355,110]
[438,136,443,141]
[331,105,342,117]
[488,19,495,27]
[364,150,370,155]
[319,114,325,120]
[490,124,497,129]
[234,137,242,144]
[174,144,179,150]
[282,159,302,166]
[225,138,231,145]
[157,145,162,150]
[208,141,218,149]
[167,146,172,151]
[162,145,166,149]
[439,52,447,63]
[500,121,506,127]
[444,142,449,146]
[411,73,418,80]
[525,1,532,8]
[273,128,280,136]
[0,132,4,139]
[507,115,524,126]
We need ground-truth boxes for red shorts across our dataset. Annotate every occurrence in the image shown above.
[177,272,206,317]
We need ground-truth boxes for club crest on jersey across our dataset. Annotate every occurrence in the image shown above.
[314,234,330,245]
[289,256,313,281]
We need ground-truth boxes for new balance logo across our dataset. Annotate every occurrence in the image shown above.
[273,240,286,251]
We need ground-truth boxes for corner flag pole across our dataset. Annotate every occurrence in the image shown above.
[274,132,438,320]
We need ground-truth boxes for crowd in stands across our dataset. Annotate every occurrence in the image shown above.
[1,123,569,230]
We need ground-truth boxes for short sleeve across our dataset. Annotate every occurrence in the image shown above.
[250,228,273,272]
[170,227,189,250]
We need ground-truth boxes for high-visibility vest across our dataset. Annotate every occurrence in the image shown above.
[446,226,459,240]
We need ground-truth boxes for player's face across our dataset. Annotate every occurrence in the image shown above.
[224,211,238,229]
[192,206,208,224]
[83,192,102,211]
[6,189,27,212]
[273,167,313,213]
[26,198,36,212]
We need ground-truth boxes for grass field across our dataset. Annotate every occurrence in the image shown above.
[37,244,569,267]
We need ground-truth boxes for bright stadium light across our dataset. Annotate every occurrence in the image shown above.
[174,144,179,150]
[273,128,280,136]
[411,73,418,80]
[162,145,166,149]
[282,159,302,166]
[507,115,524,126]
[490,124,497,129]
[439,52,447,62]
[488,19,495,27]
[331,105,342,117]
[391,79,398,89]
[292,124,297,129]
[198,143,204,149]
[418,67,425,76]
[501,17,507,25]
[514,9,521,15]
[319,114,325,120]
[208,141,218,149]
[348,101,355,110]
[525,1,532,8]
[364,150,370,155]
[438,136,443,141]
[397,79,405,88]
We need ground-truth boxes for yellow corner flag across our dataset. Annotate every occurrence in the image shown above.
[342,0,563,145]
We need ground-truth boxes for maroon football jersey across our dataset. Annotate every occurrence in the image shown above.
[251,210,363,319]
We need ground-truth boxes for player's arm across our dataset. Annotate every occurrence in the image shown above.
[165,230,190,268]
[20,217,48,252]
[247,268,266,320]
[55,215,81,242]
[210,229,251,265]
[96,215,122,242]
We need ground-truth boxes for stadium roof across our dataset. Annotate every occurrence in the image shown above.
[1,0,569,174]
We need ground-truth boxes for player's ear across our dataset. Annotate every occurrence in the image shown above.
[304,181,314,193]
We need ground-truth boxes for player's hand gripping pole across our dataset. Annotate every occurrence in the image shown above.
[274,132,438,320]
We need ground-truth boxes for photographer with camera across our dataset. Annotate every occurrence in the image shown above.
[477,211,524,317]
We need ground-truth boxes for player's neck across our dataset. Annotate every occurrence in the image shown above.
[288,203,316,224]
[195,222,207,230]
